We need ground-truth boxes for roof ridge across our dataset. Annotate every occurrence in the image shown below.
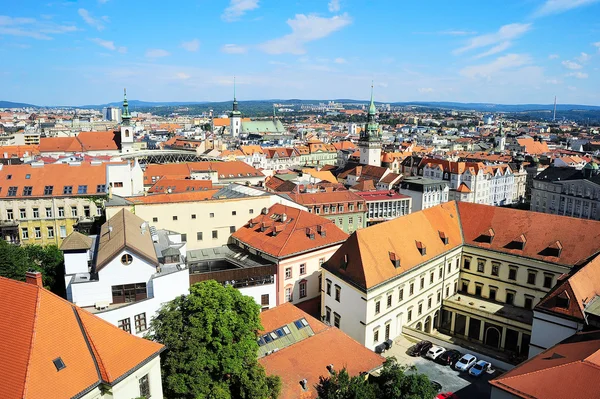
[75,307,111,382]
[21,284,42,399]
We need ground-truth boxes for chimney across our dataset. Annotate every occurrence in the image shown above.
[326,364,334,374]
[25,271,43,288]
[299,379,308,391]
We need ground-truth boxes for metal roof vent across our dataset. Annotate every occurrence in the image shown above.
[299,379,308,391]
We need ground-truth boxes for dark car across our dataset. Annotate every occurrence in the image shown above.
[436,349,462,366]
[430,381,442,392]
[407,340,433,357]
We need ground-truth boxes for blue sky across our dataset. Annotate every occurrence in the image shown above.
[1,0,600,105]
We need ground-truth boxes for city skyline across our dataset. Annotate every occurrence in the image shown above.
[1,0,600,105]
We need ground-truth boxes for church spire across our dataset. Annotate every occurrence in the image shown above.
[232,76,239,112]
[122,88,131,126]
[368,81,376,118]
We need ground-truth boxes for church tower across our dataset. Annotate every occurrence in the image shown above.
[494,122,506,152]
[230,77,242,138]
[120,88,134,154]
[358,84,382,167]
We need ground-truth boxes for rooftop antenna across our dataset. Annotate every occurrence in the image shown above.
[553,96,557,122]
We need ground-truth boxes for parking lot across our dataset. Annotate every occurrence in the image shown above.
[385,335,499,399]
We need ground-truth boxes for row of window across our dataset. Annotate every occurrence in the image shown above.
[4,184,105,197]
[284,258,325,281]
[21,226,67,240]
[195,227,235,241]
[151,209,254,223]
[6,205,98,220]
[118,312,148,334]
[463,257,554,288]
[312,202,364,215]
[460,279,538,309]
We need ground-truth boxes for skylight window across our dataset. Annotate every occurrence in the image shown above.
[52,357,66,371]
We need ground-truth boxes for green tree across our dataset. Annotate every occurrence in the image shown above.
[375,357,437,399]
[316,368,378,399]
[148,280,280,399]
[0,240,64,294]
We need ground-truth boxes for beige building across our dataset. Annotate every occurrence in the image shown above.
[322,201,600,359]
[0,162,106,246]
[106,184,306,250]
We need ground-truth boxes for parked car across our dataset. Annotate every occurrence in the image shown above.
[430,381,442,392]
[436,393,459,399]
[436,349,462,366]
[454,354,477,371]
[426,345,446,360]
[468,360,492,377]
[407,340,432,357]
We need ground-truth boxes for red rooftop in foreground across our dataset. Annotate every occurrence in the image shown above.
[0,272,165,399]
[258,303,384,399]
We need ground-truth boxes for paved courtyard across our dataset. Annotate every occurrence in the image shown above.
[384,335,499,399]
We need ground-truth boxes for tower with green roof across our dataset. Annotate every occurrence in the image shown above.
[120,88,134,154]
[494,122,506,152]
[358,84,382,167]
[230,77,242,137]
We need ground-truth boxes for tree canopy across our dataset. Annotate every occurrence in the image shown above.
[0,240,64,294]
[315,357,437,399]
[148,280,280,399]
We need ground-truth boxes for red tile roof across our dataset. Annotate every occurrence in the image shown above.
[231,204,348,259]
[259,304,384,399]
[457,202,600,267]
[324,202,462,290]
[148,177,213,194]
[536,255,600,321]
[143,161,264,184]
[0,276,163,399]
[490,330,600,399]
[0,162,107,199]
[39,131,118,153]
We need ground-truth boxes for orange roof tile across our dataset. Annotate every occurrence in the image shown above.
[39,131,118,153]
[0,145,40,158]
[457,202,600,267]
[0,162,107,199]
[324,202,462,290]
[490,330,600,399]
[231,204,348,259]
[0,276,163,399]
[259,303,384,399]
[143,161,264,184]
[148,177,213,194]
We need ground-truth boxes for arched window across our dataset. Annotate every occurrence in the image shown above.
[125,129,130,138]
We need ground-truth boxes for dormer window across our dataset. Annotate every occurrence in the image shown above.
[416,241,426,256]
[389,251,400,268]
[477,228,495,244]
[439,231,449,245]
[555,292,569,309]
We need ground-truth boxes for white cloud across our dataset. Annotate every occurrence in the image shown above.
[78,8,105,31]
[334,57,346,64]
[181,39,200,52]
[534,0,600,17]
[175,72,190,80]
[418,88,434,93]
[0,15,76,40]
[460,53,532,79]
[454,23,531,55]
[473,41,512,59]
[90,38,126,53]
[562,60,582,69]
[546,78,562,84]
[146,49,170,58]
[576,52,590,62]
[259,13,352,55]
[221,44,248,54]
[594,42,600,52]
[222,0,259,22]
[567,72,589,79]
[548,54,560,59]
[328,0,341,12]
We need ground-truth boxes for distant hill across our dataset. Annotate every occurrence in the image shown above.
[390,101,600,113]
[0,100,39,108]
